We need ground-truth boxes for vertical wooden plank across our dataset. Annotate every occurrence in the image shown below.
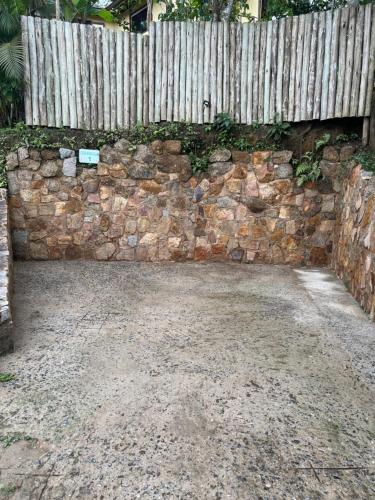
[148,23,155,123]
[240,23,249,124]
[210,22,218,122]
[203,22,211,122]
[179,22,187,122]
[109,31,117,129]
[350,6,364,116]
[167,22,175,122]
[192,22,200,122]
[358,4,372,116]
[276,18,285,122]
[334,8,349,117]
[263,20,272,124]
[229,23,236,119]
[35,17,47,126]
[287,16,298,121]
[96,28,104,130]
[294,14,305,122]
[72,23,83,129]
[321,10,332,120]
[102,28,110,130]
[327,8,340,119]
[216,23,224,117]
[269,19,278,123]
[252,21,260,122]
[50,20,62,127]
[65,21,77,128]
[143,34,149,126]
[154,22,162,122]
[29,16,40,125]
[246,23,254,124]
[124,30,130,128]
[300,13,312,121]
[223,22,230,114]
[81,24,91,129]
[88,26,97,130]
[160,22,168,121]
[57,20,69,126]
[257,22,267,124]
[186,22,194,122]
[173,22,180,122]
[21,17,32,125]
[130,32,137,126]
[234,24,241,123]
[342,7,357,117]
[282,17,291,121]
[116,30,124,128]
[313,11,326,119]
[365,5,375,115]
[197,22,205,123]
[42,19,55,127]
[307,12,319,120]
[136,33,143,124]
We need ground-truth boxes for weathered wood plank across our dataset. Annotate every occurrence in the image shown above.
[167,22,174,122]
[313,11,326,119]
[102,28,110,130]
[109,31,117,129]
[358,4,372,116]
[276,17,285,122]
[192,22,199,122]
[203,22,211,123]
[365,5,375,115]
[179,21,187,121]
[72,23,83,129]
[50,19,62,127]
[161,22,168,121]
[65,21,77,128]
[42,19,55,127]
[154,22,162,122]
[246,22,254,124]
[282,16,292,120]
[197,21,205,123]
[80,24,90,129]
[223,21,230,114]
[143,34,149,126]
[148,23,155,123]
[234,23,241,122]
[342,7,356,117]
[96,27,103,130]
[334,7,349,117]
[124,30,130,128]
[240,23,249,124]
[35,17,47,126]
[116,31,123,128]
[87,26,97,130]
[210,21,218,122]
[294,14,305,121]
[56,20,69,126]
[320,10,332,120]
[327,8,340,119]
[252,21,260,122]
[350,6,364,116]
[130,32,137,126]
[216,22,224,117]
[136,33,143,124]
[306,12,318,120]
[287,16,298,121]
[21,17,32,125]
[229,23,236,119]
[186,21,194,122]
[257,22,267,123]
[263,20,272,124]
[269,19,278,123]
[173,22,180,122]
[300,13,312,121]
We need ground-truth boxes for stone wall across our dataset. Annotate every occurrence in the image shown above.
[6,141,338,265]
[0,189,13,355]
[332,165,375,320]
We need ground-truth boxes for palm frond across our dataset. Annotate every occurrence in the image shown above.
[0,35,23,80]
[0,0,20,35]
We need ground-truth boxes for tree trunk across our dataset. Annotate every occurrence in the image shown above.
[147,0,153,28]
[56,0,60,20]
[222,0,234,21]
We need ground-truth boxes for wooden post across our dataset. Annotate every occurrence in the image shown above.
[369,93,375,151]
[363,117,370,147]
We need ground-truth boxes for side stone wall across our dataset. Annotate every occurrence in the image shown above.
[6,141,339,265]
[332,165,375,320]
[0,189,13,355]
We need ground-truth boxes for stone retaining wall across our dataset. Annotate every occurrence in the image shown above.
[0,189,13,355]
[6,141,339,265]
[332,165,375,320]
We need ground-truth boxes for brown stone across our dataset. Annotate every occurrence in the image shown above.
[95,242,116,260]
[253,163,275,183]
[272,150,293,163]
[40,149,59,160]
[194,246,208,261]
[252,151,272,164]
[30,241,48,260]
[140,180,162,194]
[340,144,355,161]
[164,140,182,154]
[244,197,268,213]
[231,151,251,163]
[322,146,339,162]
[309,247,328,265]
[232,163,248,179]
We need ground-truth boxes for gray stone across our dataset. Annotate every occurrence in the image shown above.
[113,139,131,153]
[12,230,28,259]
[275,163,293,179]
[5,152,18,170]
[40,161,60,178]
[272,150,293,163]
[193,186,204,203]
[95,242,116,260]
[230,247,244,262]
[128,235,138,247]
[243,197,268,213]
[361,170,374,180]
[59,148,75,159]
[209,162,232,177]
[128,162,156,180]
[63,157,77,177]
[17,147,29,162]
[7,172,19,195]
[209,149,232,163]
[133,145,154,164]
[218,196,238,208]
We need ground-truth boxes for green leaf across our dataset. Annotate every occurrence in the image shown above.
[0,35,23,80]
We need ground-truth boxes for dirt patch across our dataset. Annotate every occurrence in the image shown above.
[0,262,374,498]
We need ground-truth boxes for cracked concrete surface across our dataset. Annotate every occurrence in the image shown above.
[0,261,374,499]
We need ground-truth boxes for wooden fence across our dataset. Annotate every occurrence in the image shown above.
[21,4,375,130]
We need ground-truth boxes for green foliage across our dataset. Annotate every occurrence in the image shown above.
[157,0,254,22]
[352,150,375,173]
[0,373,15,382]
[0,432,35,448]
[335,132,359,144]
[0,483,17,497]
[266,121,290,143]
[189,153,209,174]
[262,0,372,20]
[295,133,331,186]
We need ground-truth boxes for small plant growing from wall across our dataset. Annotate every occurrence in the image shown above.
[295,133,331,186]
[266,121,291,143]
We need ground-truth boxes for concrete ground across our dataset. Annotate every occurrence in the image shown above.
[0,262,374,499]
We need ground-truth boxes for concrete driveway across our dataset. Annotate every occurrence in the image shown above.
[0,262,374,499]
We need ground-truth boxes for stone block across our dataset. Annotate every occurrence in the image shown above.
[41,160,60,177]
[59,148,75,159]
[164,140,182,154]
[63,157,77,177]
[209,149,232,163]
